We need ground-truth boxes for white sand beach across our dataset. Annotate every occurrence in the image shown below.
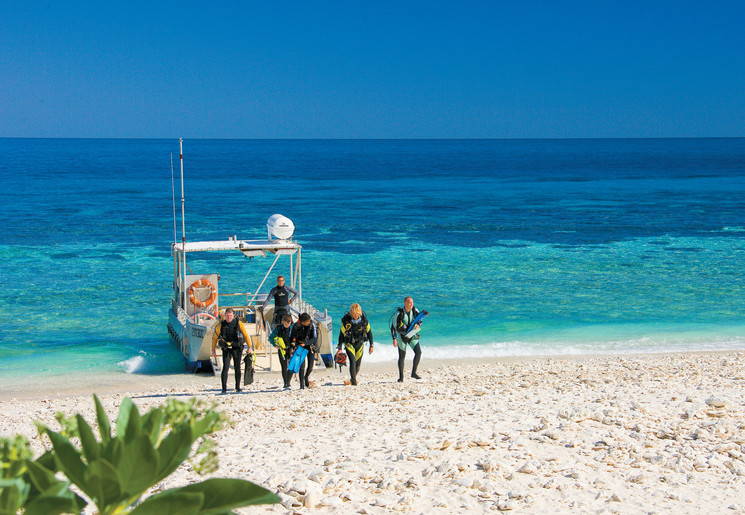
[2,351,745,514]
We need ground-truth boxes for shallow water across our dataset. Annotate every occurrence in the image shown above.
[1,138,744,380]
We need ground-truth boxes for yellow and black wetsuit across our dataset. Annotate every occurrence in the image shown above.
[212,318,251,393]
[338,312,373,386]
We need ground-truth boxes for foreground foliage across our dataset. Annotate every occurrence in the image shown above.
[0,434,85,515]
[0,396,279,514]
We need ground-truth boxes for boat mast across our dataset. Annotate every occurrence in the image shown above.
[290,250,301,306]
[180,138,188,310]
[171,153,177,244]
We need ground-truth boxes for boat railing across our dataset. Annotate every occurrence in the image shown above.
[216,293,272,365]
[212,293,327,370]
[217,292,268,312]
[293,299,319,318]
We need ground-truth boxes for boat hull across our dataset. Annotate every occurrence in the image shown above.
[167,309,216,373]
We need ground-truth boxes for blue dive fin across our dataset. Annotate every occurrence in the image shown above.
[287,346,309,373]
[404,311,429,338]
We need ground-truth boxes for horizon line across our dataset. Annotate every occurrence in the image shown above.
[1,136,744,141]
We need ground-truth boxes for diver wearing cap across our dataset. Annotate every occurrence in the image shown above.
[337,303,374,386]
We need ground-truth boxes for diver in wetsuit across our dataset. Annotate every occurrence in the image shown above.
[337,303,374,386]
[390,296,426,382]
[268,314,294,388]
[289,312,317,389]
[262,275,298,329]
[211,308,252,393]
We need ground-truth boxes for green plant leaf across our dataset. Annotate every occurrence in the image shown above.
[118,435,158,496]
[26,459,87,513]
[141,408,165,446]
[154,427,193,483]
[45,430,87,493]
[25,450,85,513]
[54,412,78,440]
[0,478,30,514]
[101,437,123,467]
[116,398,143,444]
[93,395,111,444]
[0,435,33,479]
[190,438,218,475]
[34,450,58,473]
[129,491,204,515]
[25,454,85,511]
[85,459,122,509]
[25,460,62,494]
[24,494,82,515]
[25,480,85,515]
[1,396,266,515]
[190,412,220,440]
[124,408,144,444]
[176,478,280,513]
[114,398,134,439]
[75,414,101,463]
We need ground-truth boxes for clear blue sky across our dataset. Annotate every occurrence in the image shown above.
[2,1,743,138]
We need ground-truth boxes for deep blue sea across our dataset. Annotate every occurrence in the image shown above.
[1,138,744,381]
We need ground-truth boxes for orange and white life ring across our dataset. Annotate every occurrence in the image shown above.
[189,278,217,308]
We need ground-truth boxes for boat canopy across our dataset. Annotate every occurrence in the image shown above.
[173,238,300,256]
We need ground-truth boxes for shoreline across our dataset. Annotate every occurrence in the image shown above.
[2,348,743,402]
[2,350,744,513]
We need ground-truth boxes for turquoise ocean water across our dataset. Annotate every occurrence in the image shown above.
[1,138,744,381]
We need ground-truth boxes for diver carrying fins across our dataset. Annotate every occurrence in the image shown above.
[286,313,318,389]
[390,296,428,382]
[243,351,255,386]
[268,314,294,388]
[211,308,253,393]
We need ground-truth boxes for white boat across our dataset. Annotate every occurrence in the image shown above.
[166,140,334,373]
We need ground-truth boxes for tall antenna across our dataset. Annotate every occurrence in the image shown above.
[179,138,186,245]
[171,153,177,244]
[179,139,188,312]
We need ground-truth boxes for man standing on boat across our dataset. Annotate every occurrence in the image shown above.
[212,308,252,393]
[262,275,298,329]
[391,296,427,382]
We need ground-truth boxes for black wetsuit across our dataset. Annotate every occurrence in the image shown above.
[270,323,293,387]
[216,319,244,392]
[289,322,317,389]
[263,284,298,327]
[391,307,423,381]
[338,312,373,386]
